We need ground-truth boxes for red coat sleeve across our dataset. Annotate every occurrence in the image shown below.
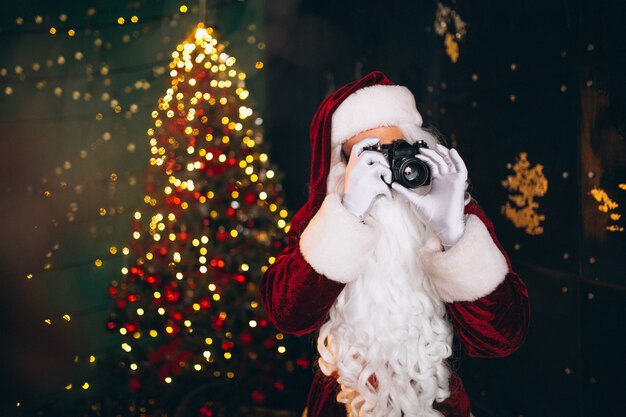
[260,230,345,335]
[446,202,530,358]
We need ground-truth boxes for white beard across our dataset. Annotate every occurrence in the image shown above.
[317,192,454,417]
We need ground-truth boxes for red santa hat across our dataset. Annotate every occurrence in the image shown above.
[331,83,423,148]
[289,71,423,235]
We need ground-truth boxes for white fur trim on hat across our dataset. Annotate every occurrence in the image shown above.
[300,194,376,284]
[331,85,423,147]
[419,214,509,303]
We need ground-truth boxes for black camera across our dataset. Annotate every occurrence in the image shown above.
[363,139,431,188]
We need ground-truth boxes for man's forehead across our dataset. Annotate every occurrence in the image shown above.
[343,126,405,151]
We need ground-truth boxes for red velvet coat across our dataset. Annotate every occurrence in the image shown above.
[259,71,530,416]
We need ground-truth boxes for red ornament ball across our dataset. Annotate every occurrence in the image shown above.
[263,338,276,350]
[212,165,226,176]
[244,193,257,205]
[128,377,142,392]
[296,358,311,369]
[239,332,252,345]
[212,317,224,330]
[199,405,214,417]
[165,288,181,303]
[251,390,266,404]
[124,323,138,333]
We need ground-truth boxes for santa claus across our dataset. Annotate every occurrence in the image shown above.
[260,71,529,417]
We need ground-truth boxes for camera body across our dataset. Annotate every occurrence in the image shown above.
[363,139,431,188]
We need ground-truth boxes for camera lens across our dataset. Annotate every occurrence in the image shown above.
[403,163,419,181]
[395,158,430,188]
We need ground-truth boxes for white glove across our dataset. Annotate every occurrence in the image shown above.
[392,143,468,250]
[342,137,392,221]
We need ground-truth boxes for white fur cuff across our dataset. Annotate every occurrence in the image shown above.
[420,215,508,303]
[300,194,375,283]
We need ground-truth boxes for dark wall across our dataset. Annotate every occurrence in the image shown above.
[263,0,442,209]
[263,1,626,416]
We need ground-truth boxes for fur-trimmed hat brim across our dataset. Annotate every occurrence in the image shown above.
[331,84,423,148]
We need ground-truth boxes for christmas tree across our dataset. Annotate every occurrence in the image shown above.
[105,23,310,416]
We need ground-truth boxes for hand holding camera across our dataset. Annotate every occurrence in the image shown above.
[362,139,432,188]
[342,137,392,220]
[392,143,468,250]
